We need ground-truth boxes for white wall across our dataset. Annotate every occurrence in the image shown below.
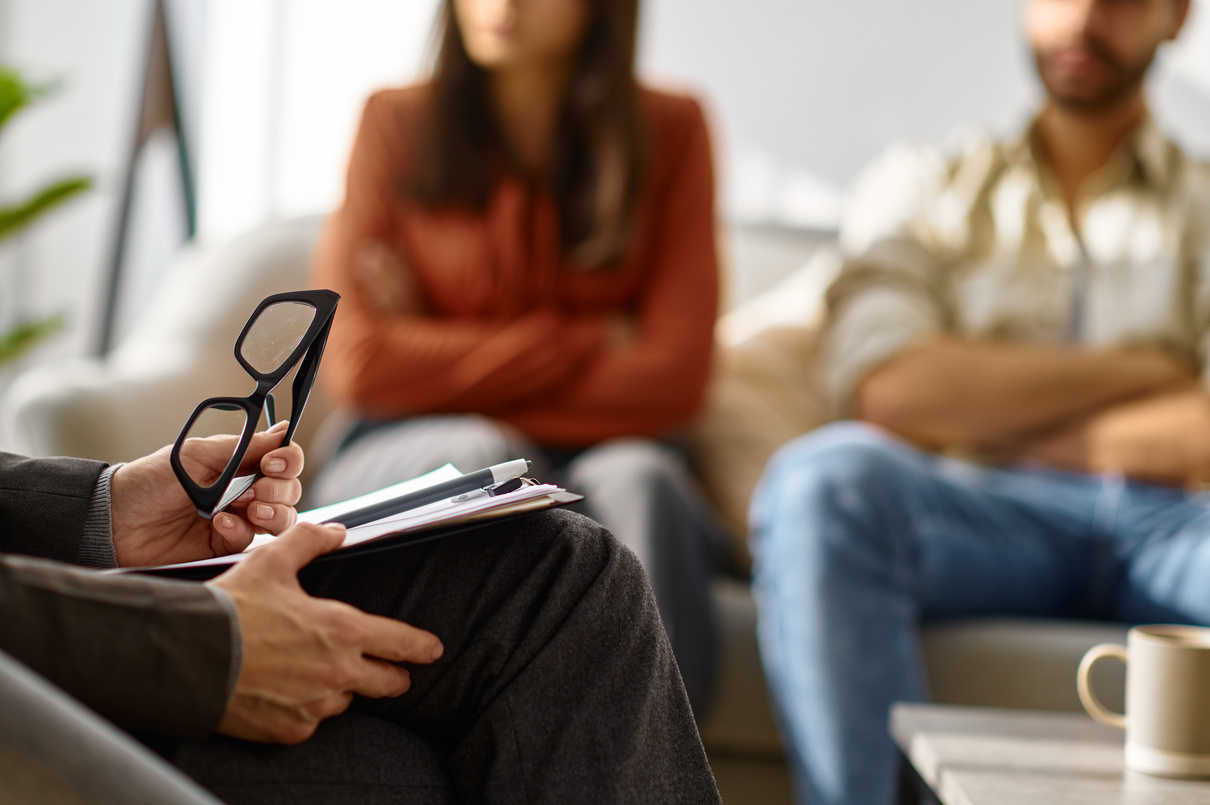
[1153,1,1210,157]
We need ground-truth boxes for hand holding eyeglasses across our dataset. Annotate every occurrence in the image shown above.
[111,288,340,567]
[106,420,440,747]
[110,423,306,567]
[172,289,338,519]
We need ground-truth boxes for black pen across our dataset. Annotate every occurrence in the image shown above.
[322,459,533,528]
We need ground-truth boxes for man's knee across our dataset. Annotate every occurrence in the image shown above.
[751,421,918,563]
[535,508,642,578]
[758,422,913,506]
[523,509,660,629]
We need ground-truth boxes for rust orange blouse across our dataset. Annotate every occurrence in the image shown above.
[312,85,719,447]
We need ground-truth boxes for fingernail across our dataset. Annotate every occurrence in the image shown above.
[254,503,274,520]
[265,457,287,473]
[216,513,235,530]
[324,523,347,533]
[269,420,289,432]
[431,641,444,661]
[236,488,255,503]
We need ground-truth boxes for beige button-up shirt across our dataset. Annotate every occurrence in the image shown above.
[824,115,1210,414]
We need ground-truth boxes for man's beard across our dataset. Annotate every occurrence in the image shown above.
[1033,35,1155,113]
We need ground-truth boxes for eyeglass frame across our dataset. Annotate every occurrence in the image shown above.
[170,288,340,519]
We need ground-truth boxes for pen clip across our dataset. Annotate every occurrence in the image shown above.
[451,476,531,504]
[487,477,526,497]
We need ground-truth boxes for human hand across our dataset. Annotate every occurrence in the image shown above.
[1019,386,1210,484]
[354,239,425,316]
[109,421,305,567]
[1120,345,1198,391]
[210,522,444,744]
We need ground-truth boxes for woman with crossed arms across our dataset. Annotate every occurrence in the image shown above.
[311,0,724,716]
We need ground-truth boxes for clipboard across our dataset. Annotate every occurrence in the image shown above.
[114,464,582,581]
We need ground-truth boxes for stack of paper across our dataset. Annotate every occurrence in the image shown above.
[125,465,581,575]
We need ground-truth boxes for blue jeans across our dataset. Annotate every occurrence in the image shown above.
[750,421,1210,805]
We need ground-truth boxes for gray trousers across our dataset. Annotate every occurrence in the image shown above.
[3,511,720,804]
[311,415,725,716]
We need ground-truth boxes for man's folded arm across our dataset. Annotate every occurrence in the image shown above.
[826,139,1198,452]
[853,336,1195,450]
[826,230,1194,451]
[1021,385,1210,485]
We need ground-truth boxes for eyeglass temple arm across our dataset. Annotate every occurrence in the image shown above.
[283,317,332,443]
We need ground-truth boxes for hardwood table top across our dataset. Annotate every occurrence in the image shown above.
[890,704,1210,805]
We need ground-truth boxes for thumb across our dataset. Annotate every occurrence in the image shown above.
[255,521,346,576]
[240,420,290,465]
[254,418,290,443]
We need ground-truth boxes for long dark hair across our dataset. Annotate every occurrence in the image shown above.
[409,0,645,268]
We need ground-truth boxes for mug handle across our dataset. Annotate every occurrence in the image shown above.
[1077,643,1127,730]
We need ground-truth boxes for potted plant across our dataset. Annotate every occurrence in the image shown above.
[0,67,91,365]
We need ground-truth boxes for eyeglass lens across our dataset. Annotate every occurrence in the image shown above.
[181,402,260,512]
[240,301,318,374]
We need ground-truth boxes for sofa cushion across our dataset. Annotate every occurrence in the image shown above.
[692,326,829,572]
[922,619,1129,714]
[690,250,841,571]
[0,217,329,466]
[700,578,1132,761]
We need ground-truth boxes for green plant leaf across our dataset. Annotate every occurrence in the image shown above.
[0,67,53,132]
[0,314,63,365]
[0,175,93,243]
[0,67,84,366]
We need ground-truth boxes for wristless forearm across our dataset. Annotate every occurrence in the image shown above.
[857,339,1192,448]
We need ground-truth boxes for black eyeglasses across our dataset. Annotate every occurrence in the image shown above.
[171,289,340,518]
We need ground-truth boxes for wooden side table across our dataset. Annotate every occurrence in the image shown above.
[891,703,1210,805]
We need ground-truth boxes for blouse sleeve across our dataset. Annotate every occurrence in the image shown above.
[312,92,606,416]
[502,99,720,442]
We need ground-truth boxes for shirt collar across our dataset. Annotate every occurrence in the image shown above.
[1132,113,1174,190]
[1006,110,1175,193]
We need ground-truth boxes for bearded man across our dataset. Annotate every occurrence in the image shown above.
[749,1,1210,803]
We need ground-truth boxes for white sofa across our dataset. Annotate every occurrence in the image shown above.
[1,217,1130,803]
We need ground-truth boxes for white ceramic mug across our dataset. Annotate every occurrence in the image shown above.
[1078,625,1210,778]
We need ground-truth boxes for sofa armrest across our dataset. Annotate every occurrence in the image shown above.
[0,217,328,464]
[1,359,224,462]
